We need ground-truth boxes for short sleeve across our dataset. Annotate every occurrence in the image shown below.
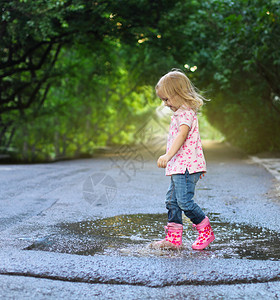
[177,110,194,129]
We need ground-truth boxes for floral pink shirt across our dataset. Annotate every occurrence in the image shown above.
[166,107,206,176]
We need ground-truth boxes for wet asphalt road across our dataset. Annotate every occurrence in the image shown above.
[0,141,280,299]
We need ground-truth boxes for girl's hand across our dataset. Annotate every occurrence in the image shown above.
[157,154,171,168]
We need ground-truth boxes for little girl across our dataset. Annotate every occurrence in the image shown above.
[154,69,215,250]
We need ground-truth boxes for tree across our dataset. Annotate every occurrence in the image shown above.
[188,0,280,152]
[1,0,279,160]
[0,0,186,160]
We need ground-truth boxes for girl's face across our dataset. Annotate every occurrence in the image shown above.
[157,90,179,112]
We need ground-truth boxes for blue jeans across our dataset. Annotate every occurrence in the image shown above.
[165,169,205,225]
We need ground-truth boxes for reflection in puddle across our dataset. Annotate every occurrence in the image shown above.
[25,213,280,261]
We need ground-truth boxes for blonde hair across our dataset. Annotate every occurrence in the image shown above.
[155,69,208,111]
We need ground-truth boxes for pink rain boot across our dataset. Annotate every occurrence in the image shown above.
[192,216,215,250]
[150,222,183,249]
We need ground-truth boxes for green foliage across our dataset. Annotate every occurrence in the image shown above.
[1,0,280,161]
[198,112,224,142]
[0,0,180,161]
[188,0,280,153]
[9,43,158,161]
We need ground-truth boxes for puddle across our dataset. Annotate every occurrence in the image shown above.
[25,213,280,260]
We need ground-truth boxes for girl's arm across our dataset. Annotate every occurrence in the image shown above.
[157,124,189,168]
